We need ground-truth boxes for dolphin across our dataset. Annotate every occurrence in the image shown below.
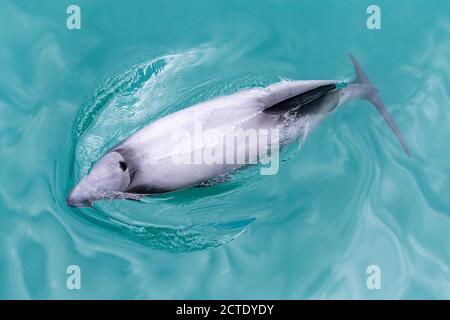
[67,55,410,207]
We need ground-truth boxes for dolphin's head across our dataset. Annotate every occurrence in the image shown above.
[67,151,131,207]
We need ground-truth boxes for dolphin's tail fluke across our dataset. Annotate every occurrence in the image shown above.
[348,54,411,157]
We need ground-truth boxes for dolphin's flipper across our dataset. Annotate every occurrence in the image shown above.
[194,174,232,188]
[348,55,411,157]
[263,84,337,114]
[123,193,146,201]
[100,190,146,201]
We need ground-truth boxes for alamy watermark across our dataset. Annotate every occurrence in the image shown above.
[66,265,81,290]
[366,265,381,290]
[66,5,81,30]
[367,5,381,30]
[169,121,280,175]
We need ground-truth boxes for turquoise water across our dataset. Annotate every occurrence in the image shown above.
[1,0,449,299]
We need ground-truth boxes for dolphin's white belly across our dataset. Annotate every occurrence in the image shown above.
[115,80,337,193]
[119,88,278,192]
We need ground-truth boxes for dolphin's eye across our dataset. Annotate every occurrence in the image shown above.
[118,161,127,171]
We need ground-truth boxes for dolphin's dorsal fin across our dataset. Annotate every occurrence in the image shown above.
[263,84,336,115]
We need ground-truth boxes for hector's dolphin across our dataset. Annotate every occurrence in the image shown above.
[67,56,410,207]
